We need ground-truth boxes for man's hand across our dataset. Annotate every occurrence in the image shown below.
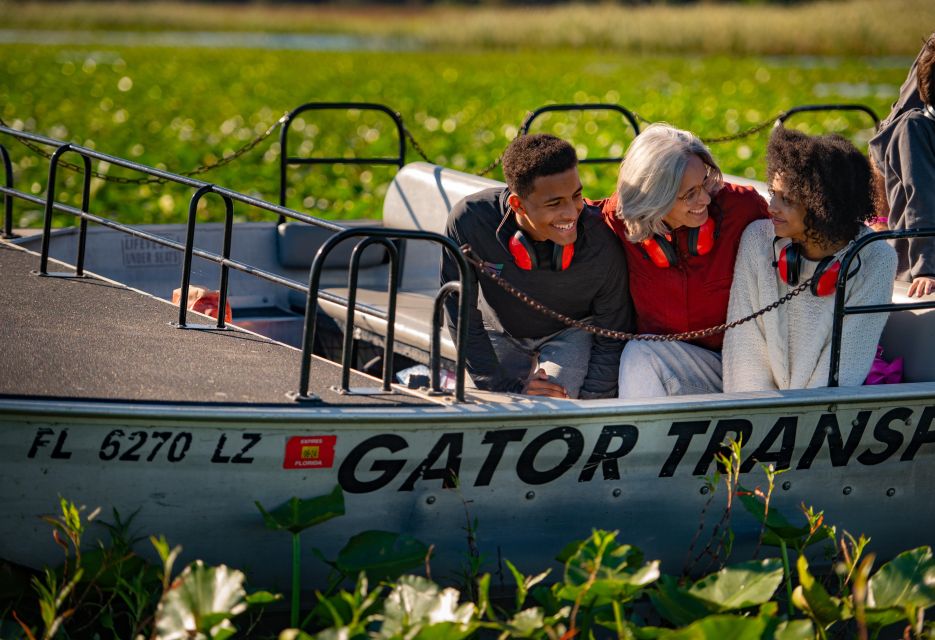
[523,368,569,398]
[908,276,935,298]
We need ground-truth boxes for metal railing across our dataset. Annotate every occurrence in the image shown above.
[519,103,641,165]
[278,102,406,222]
[778,104,880,129]
[294,226,472,403]
[829,229,935,387]
[0,125,468,403]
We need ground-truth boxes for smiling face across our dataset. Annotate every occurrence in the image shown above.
[508,167,584,246]
[767,173,808,243]
[661,154,713,231]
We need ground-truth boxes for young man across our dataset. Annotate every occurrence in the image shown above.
[441,134,633,399]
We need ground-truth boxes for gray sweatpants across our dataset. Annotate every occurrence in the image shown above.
[484,324,593,398]
[618,340,722,399]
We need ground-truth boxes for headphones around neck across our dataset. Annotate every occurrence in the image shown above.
[508,229,575,271]
[772,237,860,297]
[640,216,717,268]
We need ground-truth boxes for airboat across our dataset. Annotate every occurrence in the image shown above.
[1,102,933,592]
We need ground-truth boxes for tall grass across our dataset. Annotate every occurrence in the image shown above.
[1,0,932,55]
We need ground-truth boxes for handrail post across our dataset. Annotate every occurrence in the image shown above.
[177,184,215,328]
[339,237,399,392]
[519,103,641,165]
[777,104,880,129]
[39,144,91,276]
[432,282,461,395]
[216,193,235,329]
[1,144,16,239]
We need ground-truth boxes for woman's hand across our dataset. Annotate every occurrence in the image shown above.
[523,368,569,398]
[908,276,935,297]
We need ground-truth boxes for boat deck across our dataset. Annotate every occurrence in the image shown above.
[0,241,431,406]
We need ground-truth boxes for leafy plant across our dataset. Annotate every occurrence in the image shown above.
[257,485,346,627]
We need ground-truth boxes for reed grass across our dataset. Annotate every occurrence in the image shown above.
[1,0,932,55]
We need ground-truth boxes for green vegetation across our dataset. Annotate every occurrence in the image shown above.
[6,452,935,640]
[0,44,912,226]
[2,0,934,55]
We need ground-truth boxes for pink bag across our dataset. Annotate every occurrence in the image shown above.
[864,346,904,385]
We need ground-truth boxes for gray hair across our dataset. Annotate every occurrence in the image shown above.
[615,123,723,243]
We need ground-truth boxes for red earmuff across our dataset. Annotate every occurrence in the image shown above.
[774,241,841,296]
[641,216,716,268]
[509,230,574,271]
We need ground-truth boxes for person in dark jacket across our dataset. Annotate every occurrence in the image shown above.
[869,31,935,298]
[441,134,634,399]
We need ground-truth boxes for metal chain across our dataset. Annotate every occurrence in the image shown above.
[402,123,505,178]
[0,112,288,185]
[633,108,784,144]
[461,245,812,341]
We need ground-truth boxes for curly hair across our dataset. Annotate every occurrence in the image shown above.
[501,134,577,198]
[918,31,935,107]
[766,126,873,249]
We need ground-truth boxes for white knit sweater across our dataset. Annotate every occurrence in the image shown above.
[723,220,897,391]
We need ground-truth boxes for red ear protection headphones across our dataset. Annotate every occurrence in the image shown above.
[508,229,575,271]
[640,216,716,268]
[772,238,860,297]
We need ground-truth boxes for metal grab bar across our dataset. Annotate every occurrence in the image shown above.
[829,228,935,386]
[296,227,472,403]
[519,103,641,165]
[778,104,880,128]
[278,102,406,221]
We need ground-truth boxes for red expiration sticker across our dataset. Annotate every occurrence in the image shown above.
[283,435,337,469]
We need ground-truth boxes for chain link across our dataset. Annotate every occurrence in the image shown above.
[0,113,288,185]
[461,245,812,342]
[632,109,784,144]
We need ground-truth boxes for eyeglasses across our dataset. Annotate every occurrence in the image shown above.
[677,165,718,203]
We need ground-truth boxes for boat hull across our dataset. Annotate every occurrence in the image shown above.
[2,387,934,591]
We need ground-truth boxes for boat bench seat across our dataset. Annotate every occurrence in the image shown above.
[318,162,504,364]
[879,281,935,383]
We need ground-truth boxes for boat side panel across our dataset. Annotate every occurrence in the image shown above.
[2,397,933,589]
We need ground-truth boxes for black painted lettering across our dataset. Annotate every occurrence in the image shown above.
[517,427,584,485]
[147,432,172,462]
[659,421,709,478]
[857,408,910,465]
[50,429,73,460]
[578,425,638,482]
[27,428,54,458]
[797,411,870,469]
[232,433,261,464]
[119,431,147,461]
[339,434,408,494]
[474,429,526,487]
[741,417,797,473]
[399,433,463,491]
[900,406,935,461]
[211,434,232,463]
[167,432,192,462]
[693,419,752,476]
[99,429,124,461]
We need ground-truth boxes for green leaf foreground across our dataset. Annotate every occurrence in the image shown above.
[256,485,346,534]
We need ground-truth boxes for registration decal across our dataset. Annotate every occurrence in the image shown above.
[283,435,337,470]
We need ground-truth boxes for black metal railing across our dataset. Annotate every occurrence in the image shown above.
[278,102,406,222]
[829,228,935,386]
[777,104,880,129]
[0,125,469,402]
[294,226,471,403]
[519,103,641,165]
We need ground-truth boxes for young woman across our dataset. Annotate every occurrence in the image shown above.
[723,127,897,391]
[590,123,768,398]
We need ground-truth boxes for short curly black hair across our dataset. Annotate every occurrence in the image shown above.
[501,134,577,198]
[918,31,935,107]
[766,126,873,249]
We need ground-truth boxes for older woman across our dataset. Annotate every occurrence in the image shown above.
[590,123,768,398]
[723,127,897,391]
